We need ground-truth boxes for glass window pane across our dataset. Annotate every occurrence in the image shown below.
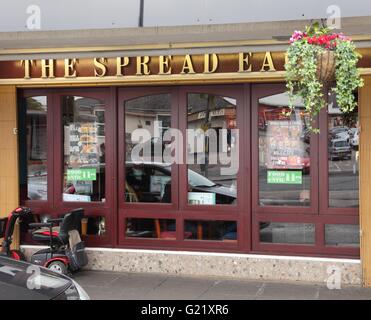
[81,216,107,236]
[124,94,172,203]
[21,96,48,201]
[184,220,237,241]
[187,93,238,205]
[260,222,315,244]
[125,218,176,239]
[328,94,359,208]
[62,96,106,202]
[258,92,311,207]
[325,224,359,247]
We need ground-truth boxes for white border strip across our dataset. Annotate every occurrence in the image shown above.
[21,245,360,264]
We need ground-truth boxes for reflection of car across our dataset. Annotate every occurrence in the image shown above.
[331,127,358,144]
[329,126,349,137]
[348,128,358,138]
[350,129,359,148]
[267,153,310,174]
[328,138,352,160]
[0,256,89,300]
[334,131,350,141]
[300,128,311,144]
[126,162,236,204]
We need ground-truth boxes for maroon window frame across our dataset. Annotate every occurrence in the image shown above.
[117,87,181,248]
[20,90,54,215]
[19,84,359,258]
[177,85,250,252]
[20,88,116,247]
[251,83,359,258]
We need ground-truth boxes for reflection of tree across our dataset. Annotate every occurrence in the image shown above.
[200,94,216,177]
[338,108,358,128]
[26,97,45,111]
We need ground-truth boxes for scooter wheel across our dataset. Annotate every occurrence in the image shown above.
[10,250,26,261]
[47,261,68,275]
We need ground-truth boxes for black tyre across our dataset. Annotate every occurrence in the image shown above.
[47,260,68,275]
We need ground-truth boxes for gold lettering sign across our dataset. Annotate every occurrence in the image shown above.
[64,58,77,78]
[19,52,285,80]
[136,56,151,75]
[260,52,276,72]
[94,57,107,77]
[41,59,55,78]
[159,55,172,75]
[21,60,34,79]
[180,54,195,74]
[116,57,129,76]
[204,53,218,73]
[238,52,252,72]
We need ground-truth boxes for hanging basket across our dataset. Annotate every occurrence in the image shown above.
[316,50,336,84]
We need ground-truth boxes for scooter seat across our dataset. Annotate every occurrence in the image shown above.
[32,226,60,235]
[32,227,67,245]
[32,233,63,245]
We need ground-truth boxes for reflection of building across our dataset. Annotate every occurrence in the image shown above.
[258,93,309,171]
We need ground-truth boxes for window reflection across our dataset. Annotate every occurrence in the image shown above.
[126,218,176,239]
[187,93,238,205]
[124,94,172,203]
[260,222,315,244]
[258,92,310,207]
[62,96,106,202]
[328,94,359,208]
[184,220,237,241]
[325,224,359,247]
[81,216,106,236]
[21,96,48,201]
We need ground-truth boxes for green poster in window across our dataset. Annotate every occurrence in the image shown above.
[67,168,96,181]
[267,170,302,184]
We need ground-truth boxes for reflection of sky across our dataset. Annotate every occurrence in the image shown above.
[259,92,304,108]
[2,1,371,31]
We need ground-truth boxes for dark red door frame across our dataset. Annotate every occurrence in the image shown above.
[178,85,249,252]
[20,89,54,215]
[19,84,359,258]
[318,107,359,216]
[117,87,180,247]
[52,88,115,247]
[250,83,359,257]
[251,83,320,215]
[117,85,248,252]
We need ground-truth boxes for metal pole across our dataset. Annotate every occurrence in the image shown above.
[139,0,144,27]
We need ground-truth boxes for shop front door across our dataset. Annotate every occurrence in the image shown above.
[117,85,250,252]
[19,88,116,247]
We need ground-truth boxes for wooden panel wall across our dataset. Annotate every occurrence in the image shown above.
[0,86,19,218]
[360,76,371,287]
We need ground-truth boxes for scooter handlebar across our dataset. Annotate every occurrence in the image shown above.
[46,218,63,224]
[29,222,53,229]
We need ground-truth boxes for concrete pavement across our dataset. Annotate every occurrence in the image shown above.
[72,270,371,300]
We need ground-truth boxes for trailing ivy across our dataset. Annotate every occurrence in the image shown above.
[334,40,364,113]
[285,24,364,132]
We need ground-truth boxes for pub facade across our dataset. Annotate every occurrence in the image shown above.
[1,17,371,285]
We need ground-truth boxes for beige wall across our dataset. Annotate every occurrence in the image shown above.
[0,86,19,218]
[360,76,371,286]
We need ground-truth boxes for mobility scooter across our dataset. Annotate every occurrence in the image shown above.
[1,206,88,275]
[0,206,30,261]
